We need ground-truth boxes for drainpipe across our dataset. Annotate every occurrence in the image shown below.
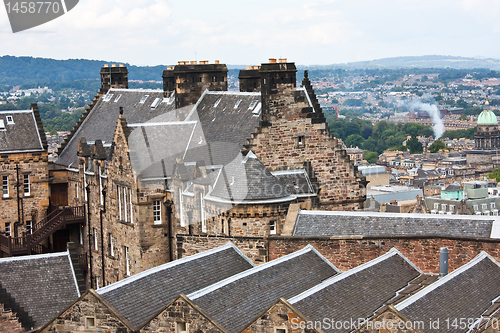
[100,186,107,287]
[86,183,93,289]
[15,164,21,237]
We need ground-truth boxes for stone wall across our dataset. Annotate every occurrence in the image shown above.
[242,300,316,333]
[247,83,364,211]
[0,151,49,238]
[140,296,224,333]
[268,236,500,274]
[0,303,24,333]
[176,234,267,264]
[39,292,131,333]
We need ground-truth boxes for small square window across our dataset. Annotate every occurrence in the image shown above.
[276,329,286,333]
[86,317,95,329]
[6,116,14,125]
[270,221,276,235]
[177,322,187,333]
[298,136,304,146]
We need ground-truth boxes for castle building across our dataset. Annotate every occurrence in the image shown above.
[26,58,364,289]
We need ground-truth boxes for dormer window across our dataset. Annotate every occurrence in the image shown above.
[6,116,14,125]
[0,120,5,130]
[139,95,149,104]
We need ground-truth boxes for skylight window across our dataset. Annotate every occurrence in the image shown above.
[252,102,262,115]
[114,94,122,102]
[150,97,161,109]
[139,95,149,104]
[6,116,14,125]
[248,100,258,110]
[234,99,242,109]
[102,94,114,102]
[0,120,5,130]
[213,97,222,108]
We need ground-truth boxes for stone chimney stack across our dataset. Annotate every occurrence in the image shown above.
[259,58,297,121]
[162,60,228,109]
[100,64,128,93]
[239,65,261,92]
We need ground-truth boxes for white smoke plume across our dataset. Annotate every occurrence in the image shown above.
[409,101,445,139]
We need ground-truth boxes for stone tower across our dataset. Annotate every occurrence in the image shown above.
[99,64,128,94]
[238,66,261,92]
[162,61,228,109]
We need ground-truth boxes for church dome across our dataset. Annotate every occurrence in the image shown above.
[477,110,498,125]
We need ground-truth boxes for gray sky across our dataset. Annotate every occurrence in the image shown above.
[1,0,499,66]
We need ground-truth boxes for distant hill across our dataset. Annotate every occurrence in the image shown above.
[303,55,500,70]
[2,55,500,87]
[0,56,168,86]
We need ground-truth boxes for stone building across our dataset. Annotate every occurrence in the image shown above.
[40,57,365,289]
[0,105,53,256]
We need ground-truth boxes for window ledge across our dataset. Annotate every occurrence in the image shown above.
[2,196,12,200]
[152,224,167,228]
[119,221,134,227]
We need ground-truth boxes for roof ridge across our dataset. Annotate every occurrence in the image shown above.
[97,242,243,295]
[187,245,317,300]
[288,248,414,304]
[0,251,68,263]
[395,251,498,311]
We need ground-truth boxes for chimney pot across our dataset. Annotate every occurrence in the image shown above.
[439,247,449,277]
[246,66,251,70]
[279,58,287,63]
[112,64,116,67]
[119,64,124,67]
[215,60,220,64]
[269,58,277,63]
[190,61,197,65]
[104,64,108,67]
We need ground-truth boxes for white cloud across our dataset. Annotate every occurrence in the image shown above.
[0,0,499,65]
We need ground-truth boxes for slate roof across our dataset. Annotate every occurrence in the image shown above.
[56,89,178,167]
[289,249,422,333]
[271,170,316,196]
[206,151,296,203]
[0,109,45,153]
[396,252,500,333]
[188,245,339,333]
[96,242,254,330]
[293,210,498,238]
[0,252,80,329]
[369,189,423,204]
[128,121,197,178]
[184,90,261,160]
[444,182,462,192]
